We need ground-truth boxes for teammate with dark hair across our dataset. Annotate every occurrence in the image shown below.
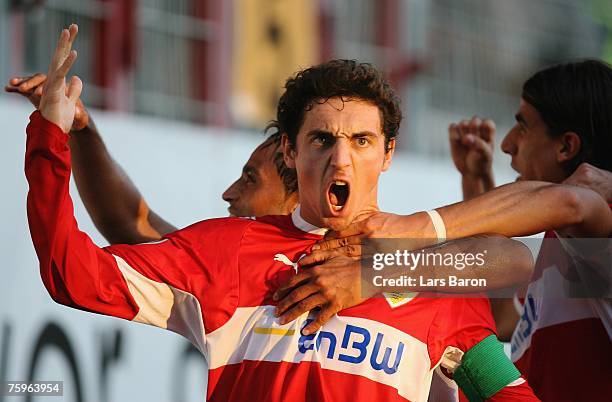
[24,25,540,401]
[458,60,612,401]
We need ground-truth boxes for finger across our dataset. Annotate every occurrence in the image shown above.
[66,75,82,102]
[49,24,78,74]
[458,119,470,138]
[279,294,327,326]
[275,283,319,319]
[479,119,496,143]
[300,246,361,267]
[18,73,47,92]
[9,77,27,85]
[322,222,364,241]
[467,136,493,157]
[67,24,79,46]
[449,123,461,142]
[302,305,338,335]
[313,235,362,251]
[47,50,77,92]
[58,51,78,79]
[468,116,482,137]
[49,28,70,72]
[273,270,313,301]
[299,250,336,267]
[4,85,22,93]
[34,85,44,97]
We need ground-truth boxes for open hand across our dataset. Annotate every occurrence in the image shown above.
[38,24,83,133]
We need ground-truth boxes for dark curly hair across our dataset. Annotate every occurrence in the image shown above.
[267,59,402,152]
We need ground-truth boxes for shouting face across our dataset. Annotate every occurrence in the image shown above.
[284,97,394,231]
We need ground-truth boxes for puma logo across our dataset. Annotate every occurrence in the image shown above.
[274,253,305,274]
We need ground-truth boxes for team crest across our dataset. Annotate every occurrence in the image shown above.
[383,292,417,308]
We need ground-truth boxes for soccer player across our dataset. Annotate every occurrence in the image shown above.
[446,60,612,401]
[24,25,539,401]
[280,61,612,401]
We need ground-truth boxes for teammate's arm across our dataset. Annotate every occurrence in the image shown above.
[438,181,612,239]
[274,235,534,335]
[68,119,176,244]
[6,73,175,244]
[320,180,611,249]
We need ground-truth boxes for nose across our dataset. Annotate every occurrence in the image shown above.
[501,128,517,155]
[330,139,352,169]
[222,179,240,203]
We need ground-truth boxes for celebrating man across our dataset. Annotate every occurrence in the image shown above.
[24,25,538,401]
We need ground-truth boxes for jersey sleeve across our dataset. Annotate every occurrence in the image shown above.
[428,297,540,401]
[25,111,247,353]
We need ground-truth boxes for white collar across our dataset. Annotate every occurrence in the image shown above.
[291,206,328,236]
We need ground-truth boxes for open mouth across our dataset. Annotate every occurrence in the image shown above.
[328,181,350,211]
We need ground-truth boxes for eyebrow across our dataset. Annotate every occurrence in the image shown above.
[306,129,379,138]
[515,113,528,127]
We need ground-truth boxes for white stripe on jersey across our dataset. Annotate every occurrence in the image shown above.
[113,254,207,354]
[206,305,435,401]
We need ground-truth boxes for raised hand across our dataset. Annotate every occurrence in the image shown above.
[5,72,89,131]
[449,116,495,178]
[38,24,83,133]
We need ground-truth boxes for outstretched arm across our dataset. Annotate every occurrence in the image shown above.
[7,73,175,244]
[25,25,240,351]
[321,180,611,249]
[439,180,611,239]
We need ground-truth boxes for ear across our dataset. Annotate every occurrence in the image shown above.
[281,133,296,169]
[382,138,395,172]
[556,131,581,163]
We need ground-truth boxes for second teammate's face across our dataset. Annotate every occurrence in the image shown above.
[285,97,394,231]
[501,99,567,183]
[222,142,294,217]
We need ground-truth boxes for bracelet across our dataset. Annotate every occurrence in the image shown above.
[425,209,446,243]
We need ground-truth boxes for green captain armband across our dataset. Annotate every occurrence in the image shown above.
[452,335,521,402]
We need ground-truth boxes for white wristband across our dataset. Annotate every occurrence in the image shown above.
[425,209,446,243]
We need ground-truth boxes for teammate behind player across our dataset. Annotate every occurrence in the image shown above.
[447,60,612,401]
[6,73,299,243]
[24,25,539,401]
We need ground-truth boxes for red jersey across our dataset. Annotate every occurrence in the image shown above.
[511,230,612,401]
[25,112,538,401]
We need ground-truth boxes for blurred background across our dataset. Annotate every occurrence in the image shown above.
[0,0,610,401]
[2,0,611,153]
